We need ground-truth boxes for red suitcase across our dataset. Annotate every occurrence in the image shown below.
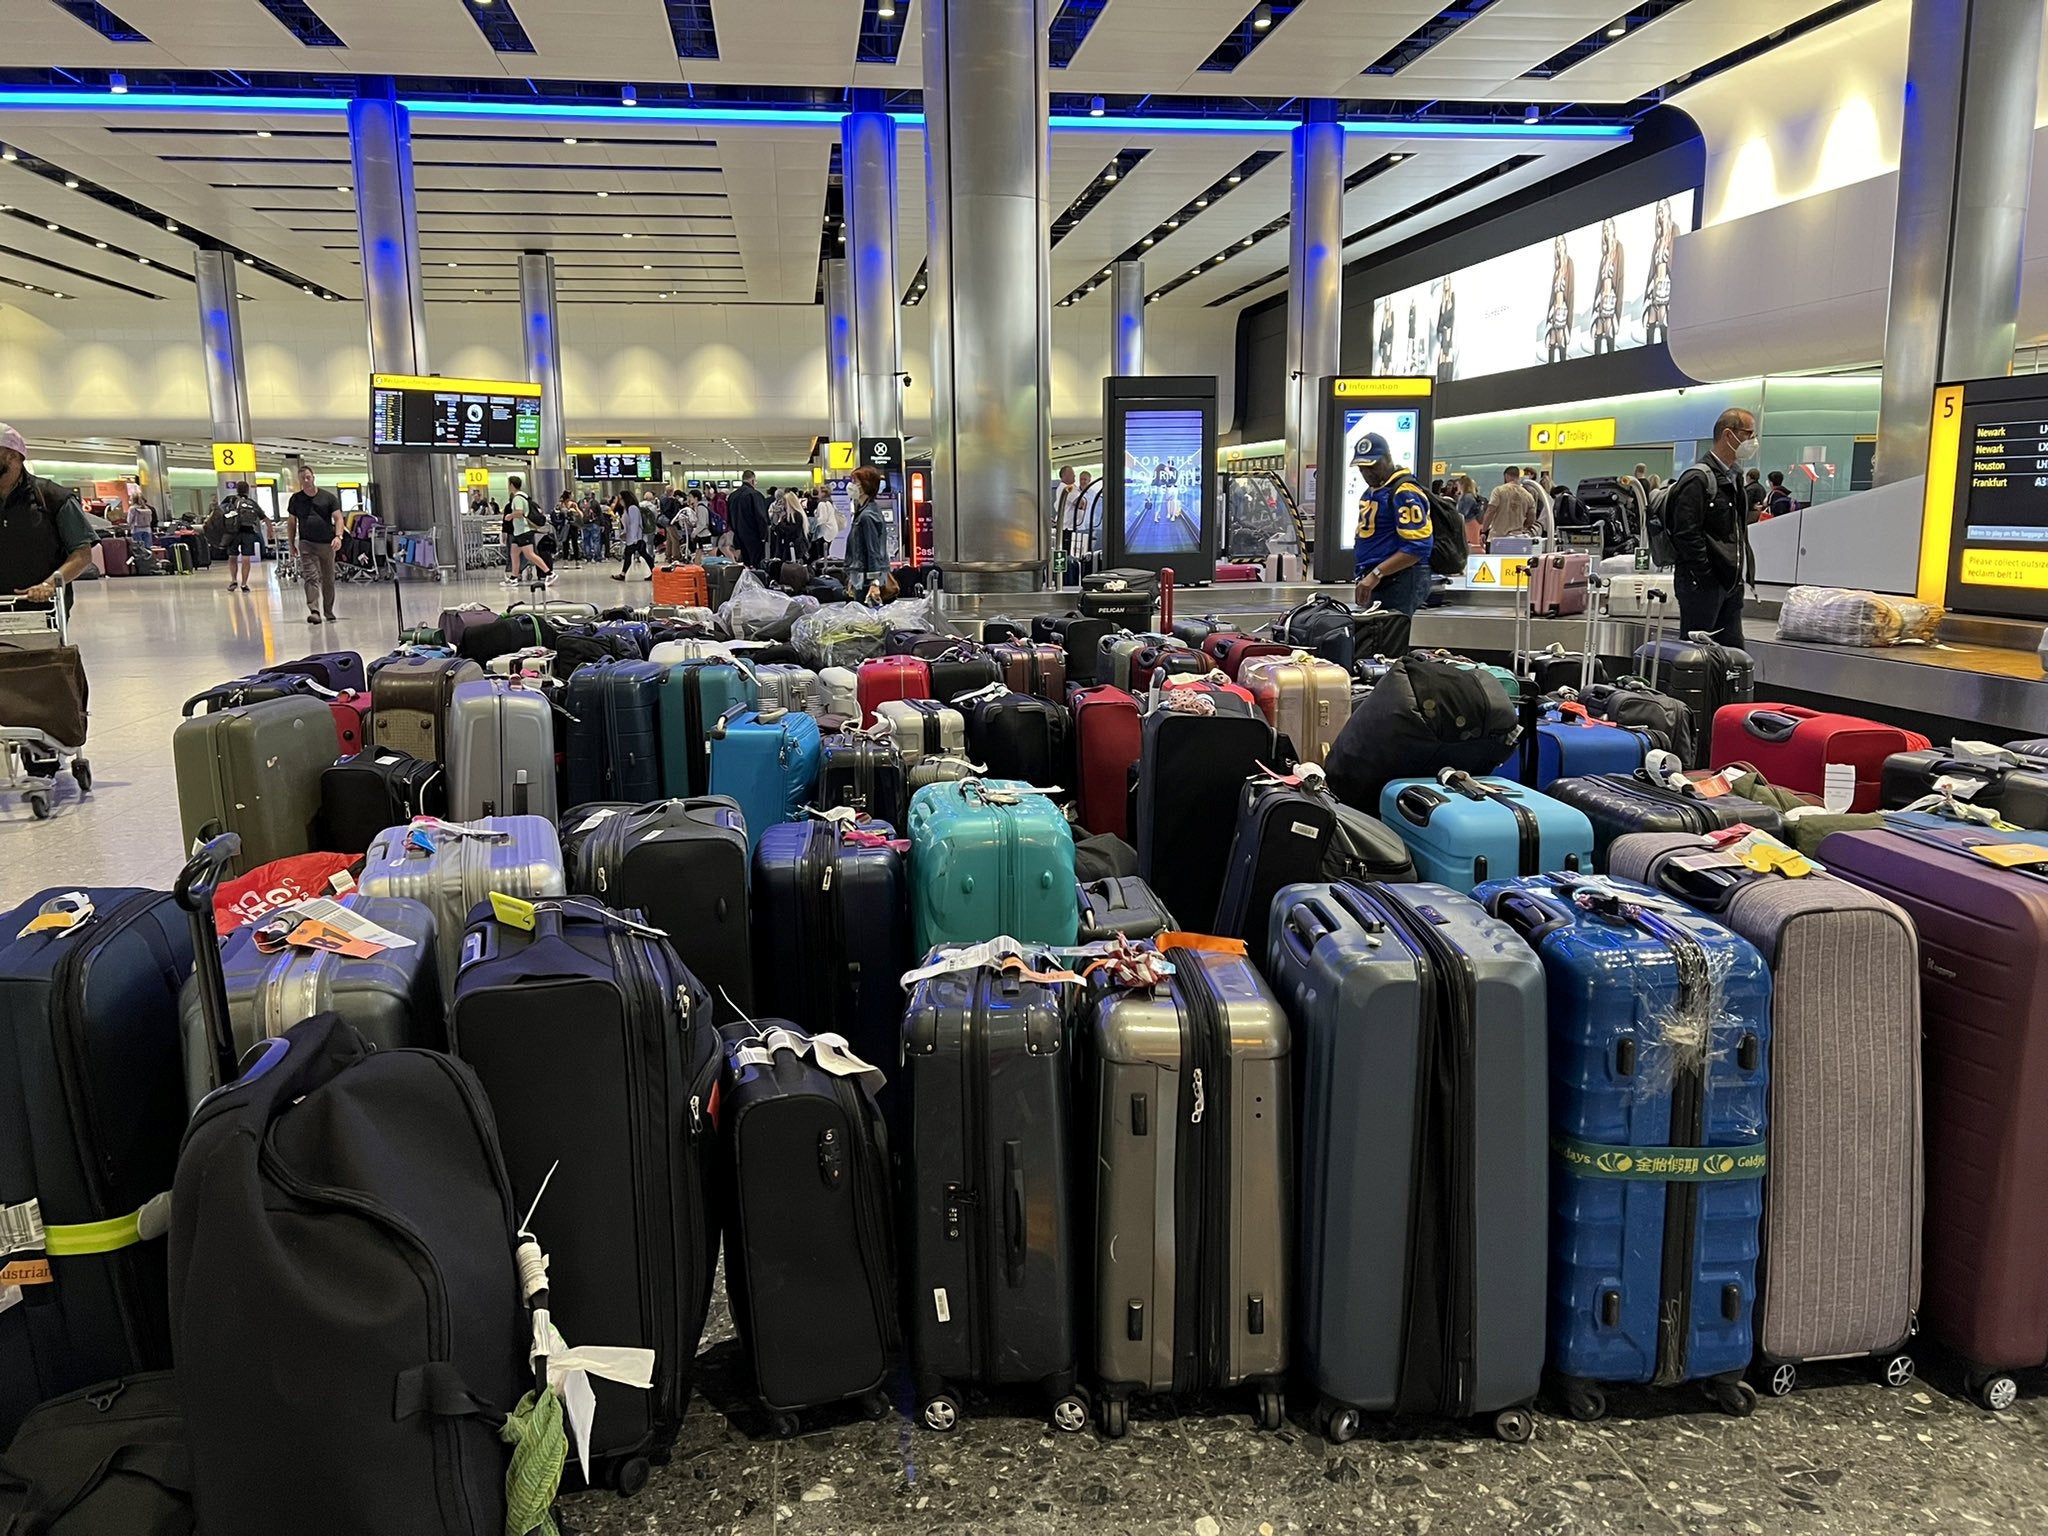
[855,655,931,726]
[327,690,373,758]
[1820,823,2048,1410]
[101,536,132,577]
[1070,684,1142,840]
[1711,704,1930,812]
[1204,634,1288,682]
[1214,561,1261,582]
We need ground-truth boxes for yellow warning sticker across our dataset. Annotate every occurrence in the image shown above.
[1471,561,1496,586]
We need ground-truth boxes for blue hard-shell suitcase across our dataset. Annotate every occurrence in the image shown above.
[1506,715,1650,790]
[658,659,759,799]
[603,659,668,805]
[1380,773,1595,894]
[1478,873,1773,1415]
[907,779,1078,953]
[708,707,823,856]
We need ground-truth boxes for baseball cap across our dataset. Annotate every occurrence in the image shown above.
[0,425,25,459]
[1350,432,1392,465]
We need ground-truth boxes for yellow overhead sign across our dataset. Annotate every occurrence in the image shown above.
[826,441,858,472]
[371,373,543,397]
[212,442,257,474]
[463,467,492,490]
[1333,377,1434,398]
[1529,417,1618,451]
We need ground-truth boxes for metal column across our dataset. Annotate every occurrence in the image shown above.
[193,250,252,496]
[921,0,1054,593]
[1283,100,1344,506]
[518,251,568,511]
[135,440,169,516]
[823,257,857,444]
[843,103,903,442]
[1111,260,1145,378]
[1875,0,2044,483]
[349,91,455,558]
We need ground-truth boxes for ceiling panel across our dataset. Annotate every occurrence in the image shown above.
[1379,0,1625,99]
[1058,0,1252,92]
[1223,0,1446,96]
[1512,0,1850,103]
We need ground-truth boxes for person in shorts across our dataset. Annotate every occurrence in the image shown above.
[502,476,555,587]
[221,480,264,592]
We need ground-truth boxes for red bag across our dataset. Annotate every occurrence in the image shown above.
[1069,684,1142,840]
[1214,561,1261,583]
[213,852,363,929]
[855,655,931,727]
[328,689,372,757]
[1205,635,1289,682]
[1709,703,1930,812]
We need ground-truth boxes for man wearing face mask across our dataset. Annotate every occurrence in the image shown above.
[1349,432,1435,617]
[1665,406,1758,649]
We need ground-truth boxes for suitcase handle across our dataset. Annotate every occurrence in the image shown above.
[1483,886,1575,945]
[1280,896,1338,960]
[1003,1141,1027,1287]
[1740,709,1805,743]
[174,829,245,1093]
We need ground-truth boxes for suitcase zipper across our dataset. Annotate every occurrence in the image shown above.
[1167,948,1232,1395]
[829,1074,900,1352]
[608,924,684,1422]
[963,974,1000,1380]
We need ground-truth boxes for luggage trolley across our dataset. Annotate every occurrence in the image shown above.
[0,597,92,819]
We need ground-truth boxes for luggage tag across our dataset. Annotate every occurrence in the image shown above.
[490,892,538,931]
[1968,842,2048,869]
[290,896,414,950]
[1822,763,1857,814]
[1551,874,1693,916]
[283,918,385,959]
[1711,827,1817,878]
[15,891,93,939]
[1932,773,1988,801]
[573,807,620,835]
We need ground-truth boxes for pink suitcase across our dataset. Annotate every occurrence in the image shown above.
[1527,551,1590,618]
[328,690,373,757]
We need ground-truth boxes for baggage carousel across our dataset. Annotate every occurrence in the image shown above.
[935,582,2048,736]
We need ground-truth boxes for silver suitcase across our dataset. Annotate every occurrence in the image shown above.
[446,677,559,822]
[357,815,565,1004]
[1603,570,1676,619]
[649,637,733,665]
[874,698,966,765]
[816,666,859,720]
[755,663,818,714]
[484,647,553,679]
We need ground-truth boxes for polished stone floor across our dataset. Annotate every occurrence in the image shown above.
[14,557,2048,1535]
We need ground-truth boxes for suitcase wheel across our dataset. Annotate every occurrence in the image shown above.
[1097,1396,1130,1439]
[861,1389,893,1422]
[611,1456,650,1497]
[1705,1377,1758,1418]
[769,1410,803,1439]
[1879,1354,1916,1389]
[920,1394,961,1433]
[1491,1407,1535,1444]
[1051,1393,1090,1434]
[1967,1370,2019,1413]
[1317,1401,1360,1445]
[1556,1379,1607,1423]
[1254,1387,1285,1433]
[1761,1361,1799,1398]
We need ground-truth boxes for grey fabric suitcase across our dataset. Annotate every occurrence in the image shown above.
[172,694,338,876]
[176,893,443,1107]
[1264,879,1545,1441]
[370,654,483,762]
[446,676,559,822]
[1082,943,1290,1437]
[754,663,818,714]
[356,815,564,1005]
[1608,832,1923,1390]
[875,697,967,765]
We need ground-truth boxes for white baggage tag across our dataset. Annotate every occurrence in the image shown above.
[290,897,417,950]
[1822,763,1857,813]
[574,808,620,834]
[1667,850,1743,874]
[1933,773,1986,801]
[0,1198,45,1261]
[809,1033,881,1078]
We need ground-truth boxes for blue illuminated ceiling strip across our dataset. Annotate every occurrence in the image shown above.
[0,91,1630,142]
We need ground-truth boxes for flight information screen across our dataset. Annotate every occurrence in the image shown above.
[570,448,663,481]
[370,373,542,453]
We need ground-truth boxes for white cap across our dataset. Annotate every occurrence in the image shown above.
[0,425,25,459]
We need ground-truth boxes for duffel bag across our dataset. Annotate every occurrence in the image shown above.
[1326,656,1518,811]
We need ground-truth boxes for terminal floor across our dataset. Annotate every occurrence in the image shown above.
[14,561,2048,1535]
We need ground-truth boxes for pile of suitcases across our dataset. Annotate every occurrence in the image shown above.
[11,577,2048,1533]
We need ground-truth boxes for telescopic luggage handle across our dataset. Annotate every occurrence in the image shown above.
[174,829,245,1093]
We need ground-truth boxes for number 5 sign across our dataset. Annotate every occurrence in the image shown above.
[212,442,257,474]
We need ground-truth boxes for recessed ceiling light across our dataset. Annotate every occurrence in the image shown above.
[44,222,57,231]
[877,0,897,14]
[1142,236,1154,246]
[1,149,15,162]
[241,256,254,265]
[63,178,78,189]
[1228,174,1241,184]
[138,256,150,265]
[109,73,127,95]
[621,85,638,107]
[51,291,64,300]
[336,185,349,193]
[642,263,652,270]
[166,220,177,232]
[563,137,577,145]
[1166,219,1179,228]
[257,130,272,138]
[1252,4,1274,30]
[621,230,633,239]
[1195,197,1209,208]
[1105,170,1118,182]
[1089,97,1105,117]
[1606,21,1626,37]
[93,241,105,249]
[1242,236,1254,246]
[595,190,608,198]
[1524,104,1541,123]
[447,261,458,268]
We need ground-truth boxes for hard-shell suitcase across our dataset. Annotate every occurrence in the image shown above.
[271,650,367,694]
[1238,652,1352,764]
[1481,875,1772,1416]
[597,619,654,658]
[1097,633,1152,693]
[718,1020,896,1427]
[816,667,860,720]
[648,636,733,666]
[603,659,669,804]
[1505,713,1650,791]
[451,898,719,1486]
[901,953,1085,1434]
[653,564,711,608]
[1545,772,1784,866]
[818,732,908,828]
[173,696,338,877]
[875,697,966,766]
[926,650,1002,705]
[1070,685,1141,841]
[355,816,565,1006]
[1076,875,1175,941]
[1266,880,1546,1440]
[319,747,446,854]
[1604,570,1676,620]
[1212,775,1336,946]
[1134,682,1276,928]
[1633,636,1752,770]
[908,779,1078,953]
[176,892,442,1108]
[856,655,931,726]
[1379,772,1594,893]
[1205,634,1288,682]
[656,657,759,800]
[0,887,193,1442]
[326,690,372,758]
[1710,705,1929,812]
[166,541,192,576]
[369,655,484,762]
[1077,568,1157,627]
[958,686,1067,789]
[1128,643,1206,696]
[1879,749,2048,828]
[99,534,131,576]
[990,641,1067,703]
[1608,833,1922,1390]
[752,820,911,1077]
[1816,824,2048,1409]
[1036,613,1113,684]
[1527,551,1590,617]
[1170,616,1233,649]
[445,676,557,823]
[707,707,823,857]
[1081,942,1290,1437]
[752,662,817,715]
[561,797,754,1024]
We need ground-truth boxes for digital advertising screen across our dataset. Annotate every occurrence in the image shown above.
[1103,375,1218,583]
[370,373,543,454]
[1368,194,1692,382]
[1927,376,2048,620]
[570,448,663,482]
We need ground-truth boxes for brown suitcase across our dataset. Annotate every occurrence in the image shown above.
[369,655,483,763]
[990,641,1067,704]
[1819,823,2048,1412]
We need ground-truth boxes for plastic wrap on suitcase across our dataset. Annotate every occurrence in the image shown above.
[818,733,908,828]
[1075,876,1175,942]
[908,778,1078,953]
[1379,773,1594,893]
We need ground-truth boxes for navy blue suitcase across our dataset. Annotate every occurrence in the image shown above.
[562,663,610,808]
[1477,873,1773,1418]
[751,819,912,1091]
[1211,776,1335,946]
[0,887,195,1441]
[1504,714,1649,790]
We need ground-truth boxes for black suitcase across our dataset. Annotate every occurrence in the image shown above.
[717,1020,896,1431]
[817,733,908,829]
[901,953,1086,1434]
[561,797,754,1025]
[1633,635,1753,768]
[1133,682,1276,933]
[1324,798,1418,883]
[1076,875,1175,941]
[318,747,446,854]
[959,687,1069,789]
[1077,568,1157,627]
[1880,749,2048,829]
[1543,771,1785,866]
[928,651,1002,704]
[0,886,194,1442]
[1034,614,1113,685]
[1212,777,1337,946]
[450,898,719,1490]
[751,820,912,1085]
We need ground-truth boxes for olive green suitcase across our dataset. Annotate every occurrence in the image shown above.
[172,695,338,876]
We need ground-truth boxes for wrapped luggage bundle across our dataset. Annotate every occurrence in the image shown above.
[793,602,888,670]
[1774,585,1943,647]
[718,567,819,641]
[1326,655,1518,810]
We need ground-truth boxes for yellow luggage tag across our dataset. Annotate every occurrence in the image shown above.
[1722,829,1816,878]
[1968,842,2048,869]
[490,892,538,931]
[16,892,93,940]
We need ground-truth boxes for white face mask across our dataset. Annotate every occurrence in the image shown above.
[1734,436,1760,466]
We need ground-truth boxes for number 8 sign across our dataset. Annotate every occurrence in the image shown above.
[212,442,256,473]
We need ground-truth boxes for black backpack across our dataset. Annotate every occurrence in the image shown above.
[1326,656,1519,810]
[1645,463,1713,568]
[1390,473,1469,577]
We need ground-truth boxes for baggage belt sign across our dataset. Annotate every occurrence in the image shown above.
[1959,547,2048,590]
[212,442,257,474]
[1553,1134,1767,1182]
[1465,556,1529,587]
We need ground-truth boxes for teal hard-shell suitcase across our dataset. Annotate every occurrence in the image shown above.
[907,779,1079,953]
[659,658,760,798]
[1379,772,1594,894]
[707,706,822,856]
